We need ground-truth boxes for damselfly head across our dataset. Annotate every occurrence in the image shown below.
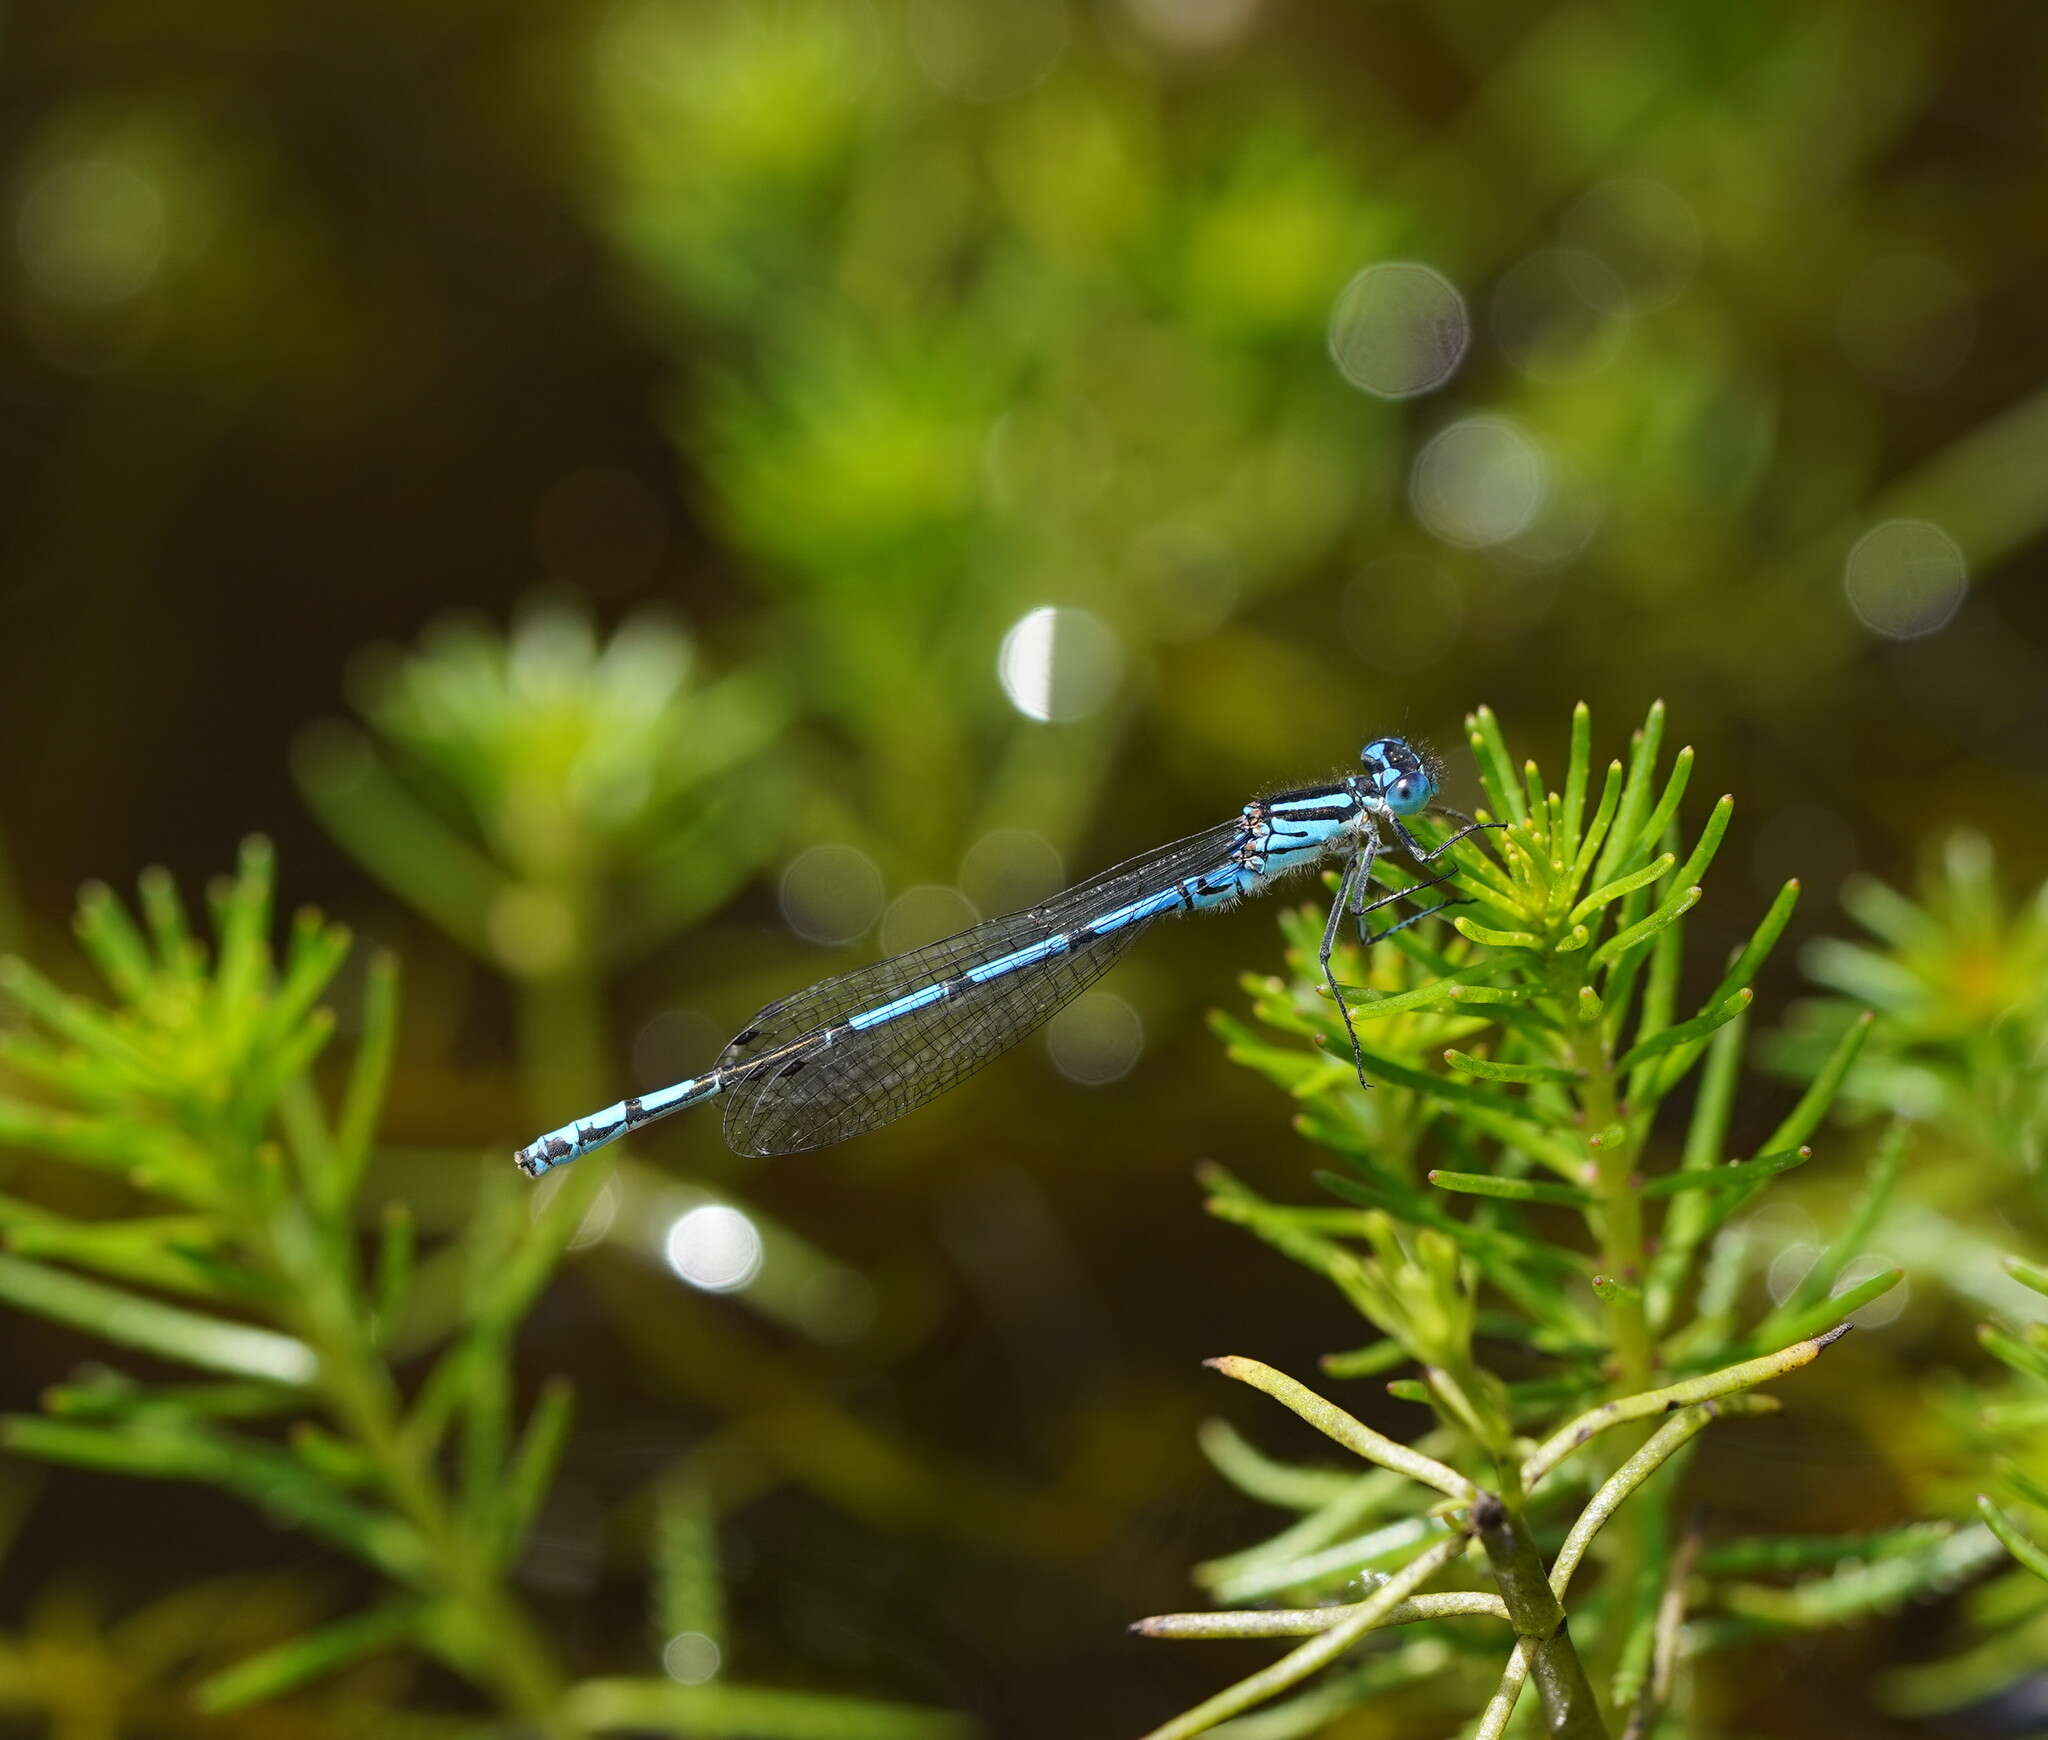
[1360,736,1437,816]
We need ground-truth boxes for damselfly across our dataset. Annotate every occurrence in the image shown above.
[514,737,1493,1177]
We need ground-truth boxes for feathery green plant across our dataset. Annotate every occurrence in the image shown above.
[0,841,572,1724]
[1762,835,2048,1722]
[581,0,1419,849]
[1971,1257,2048,1583]
[1134,703,1982,1739]
[290,601,1057,1543]
[0,843,968,1736]
[1771,831,2048,1268]
[1877,1251,2048,1722]
[294,598,787,1116]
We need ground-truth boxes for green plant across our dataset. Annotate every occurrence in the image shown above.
[294,596,788,1116]
[1765,835,2048,1723]
[292,599,1090,1561]
[580,0,1416,853]
[1771,831,2048,1294]
[1871,1251,2048,1724]
[0,843,967,1736]
[1135,704,1990,1738]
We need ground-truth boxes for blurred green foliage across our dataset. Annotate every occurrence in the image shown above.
[299,600,787,987]
[1761,837,2048,1728]
[1774,833,2048,1214]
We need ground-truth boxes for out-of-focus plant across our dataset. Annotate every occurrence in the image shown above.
[0,1561,422,1738]
[1764,837,2048,1725]
[1772,832,2048,1244]
[1883,1252,2048,1725]
[295,598,786,1115]
[292,601,1043,1531]
[580,0,1415,863]
[0,843,969,1737]
[1134,705,1997,1737]
[576,0,2048,836]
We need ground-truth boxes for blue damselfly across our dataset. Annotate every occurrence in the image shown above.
[515,737,1492,1176]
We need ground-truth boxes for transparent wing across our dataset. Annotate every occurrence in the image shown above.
[718,817,1248,1156]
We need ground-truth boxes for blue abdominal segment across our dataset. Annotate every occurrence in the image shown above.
[513,735,1475,1172]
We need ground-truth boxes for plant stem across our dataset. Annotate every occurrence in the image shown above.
[1622,1513,1704,1740]
[265,1200,572,1736]
[519,955,610,1135]
[1473,1492,1611,1739]
[1566,996,1651,1392]
[307,1290,573,1734]
[1559,960,1654,1715]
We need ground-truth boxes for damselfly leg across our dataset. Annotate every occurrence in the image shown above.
[1370,811,1509,939]
[1319,842,1376,1084]
[1318,809,1507,1089]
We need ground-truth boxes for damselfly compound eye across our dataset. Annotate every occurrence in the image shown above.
[1386,772,1435,816]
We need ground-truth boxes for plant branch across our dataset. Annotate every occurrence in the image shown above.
[1621,1514,1705,1740]
[1135,1534,1466,1740]
[1522,1326,1850,1490]
[1205,1357,1473,1500]
[1473,1491,1610,1739]
[1133,1590,1506,1638]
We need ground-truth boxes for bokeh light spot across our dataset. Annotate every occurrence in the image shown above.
[906,0,1068,101]
[997,606,1124,722]
[1492,248,1628,382]
[1046,991,1144,1085]
[1410,417,1549,549]
[1121,0,1260,50]
[17,157,167,308]
[662,1631,722,1684]
[632,1008,724,1087]
[1328,262,1470,399]
[780,844,885,946]
[1843,519,1967,640]
[664,1205,763,1293]
[1495,468,1603,573]
[879,884,979,956]
[1840,1255,1909,1328]
[959,828,1064,915]
[1766,1240,1820,1306]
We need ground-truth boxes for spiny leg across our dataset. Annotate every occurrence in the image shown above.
[1319,841,1376,1090]
[1349,864,1459,941]
[1346,808,1502,946]
[1395,806,1505,866]
[1364,893,1470,946]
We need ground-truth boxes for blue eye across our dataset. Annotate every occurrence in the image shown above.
[1385,773,1434,816]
